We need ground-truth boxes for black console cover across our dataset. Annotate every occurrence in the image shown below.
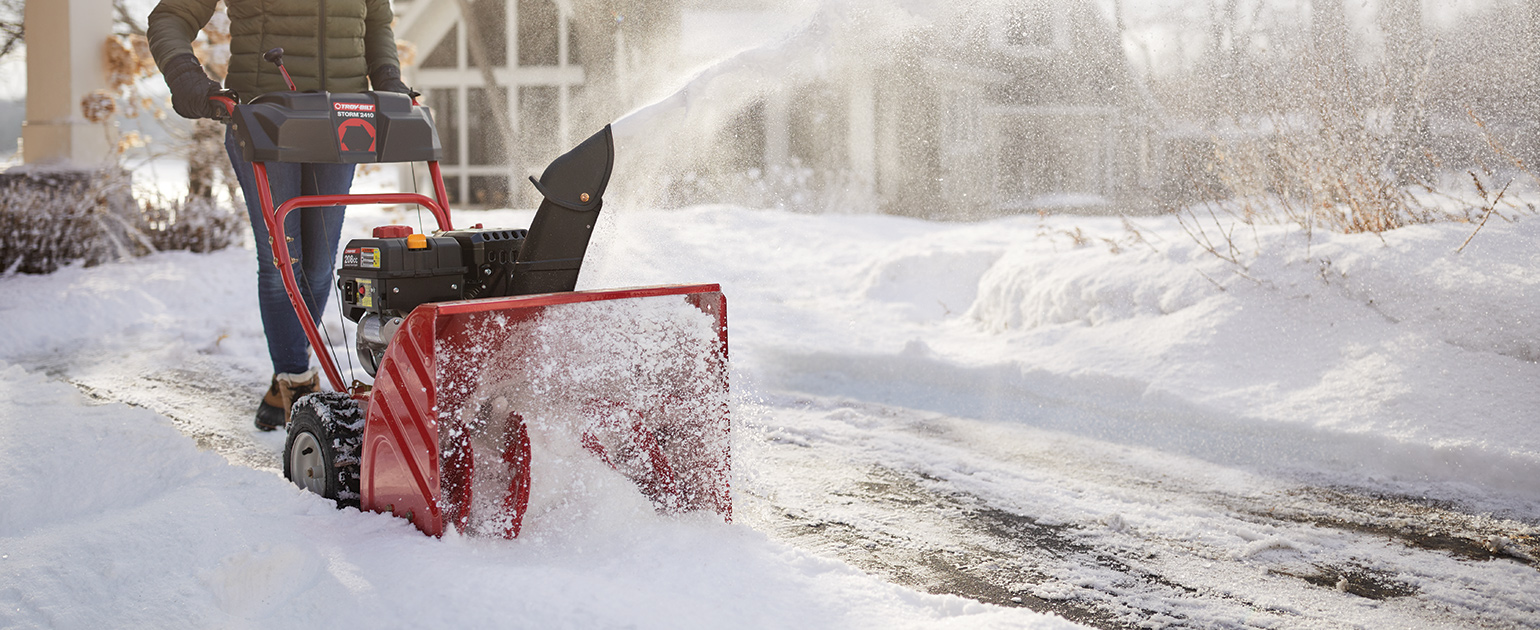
[231,91,442,164]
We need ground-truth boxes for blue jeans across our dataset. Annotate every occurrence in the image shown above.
[225,129,355,375]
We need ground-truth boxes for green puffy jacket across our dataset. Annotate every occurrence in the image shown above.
[147,0,400,100]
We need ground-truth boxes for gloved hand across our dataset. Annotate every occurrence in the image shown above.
[162,54,222,119]
[369,65,420,98]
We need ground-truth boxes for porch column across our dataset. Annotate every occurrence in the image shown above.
[21,0,115,167]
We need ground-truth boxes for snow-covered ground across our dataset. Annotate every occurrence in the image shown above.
[0,203,1080,629]
[1,194,1537,628]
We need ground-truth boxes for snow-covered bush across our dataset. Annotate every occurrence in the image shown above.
[0,168,141,274]
[136,189,245,254]
[1177,84,1535,269]
[0,168,243,274]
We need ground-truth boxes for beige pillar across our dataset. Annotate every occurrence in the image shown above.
[21,0,115,167]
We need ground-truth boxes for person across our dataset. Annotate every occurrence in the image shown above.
[146,0,414,431]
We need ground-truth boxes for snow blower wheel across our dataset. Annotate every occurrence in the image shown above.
[283,392,363,509]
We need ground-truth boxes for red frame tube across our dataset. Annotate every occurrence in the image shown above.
[251,161,454,394]
[277,65,297,91]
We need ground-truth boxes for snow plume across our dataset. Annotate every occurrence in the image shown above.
[611,0,911,133]
[605,0,927,210]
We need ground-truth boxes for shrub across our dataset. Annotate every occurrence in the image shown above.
[0,167,242,275]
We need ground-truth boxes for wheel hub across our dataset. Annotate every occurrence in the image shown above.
[288,431,328,495]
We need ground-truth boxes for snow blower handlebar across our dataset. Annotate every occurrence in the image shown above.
[210,91,237,120]
[213,90,619,397]
[213,90,454,395]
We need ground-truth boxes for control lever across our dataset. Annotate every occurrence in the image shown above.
[264,47,298,91]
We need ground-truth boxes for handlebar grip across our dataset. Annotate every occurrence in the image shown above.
[209,91,237,120]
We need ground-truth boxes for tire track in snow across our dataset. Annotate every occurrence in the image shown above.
[738,393,1540,629]
[37,353,283,472]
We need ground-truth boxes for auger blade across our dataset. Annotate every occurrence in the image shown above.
[358,284,730,538]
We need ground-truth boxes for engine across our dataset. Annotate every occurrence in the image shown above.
[338,224,528,376]
[335,122,615,379]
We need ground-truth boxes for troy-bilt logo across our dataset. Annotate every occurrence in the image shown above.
[334,102,376,113]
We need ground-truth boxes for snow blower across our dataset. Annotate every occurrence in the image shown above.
[214,51,730,538]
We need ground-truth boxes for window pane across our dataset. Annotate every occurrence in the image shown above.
[472,0,507,67]
[428,88,459,166]
[469,176,511,208]
[422,25,457,69]
[468,88,509,165]
[517,0,559,66]
[1005,9,1052,48]
[518,86,559,164]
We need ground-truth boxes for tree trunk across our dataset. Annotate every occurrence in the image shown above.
[187,119,224,199]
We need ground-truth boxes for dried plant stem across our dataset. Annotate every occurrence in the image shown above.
[1468,109,1540,189]
[1457,179,1508,254]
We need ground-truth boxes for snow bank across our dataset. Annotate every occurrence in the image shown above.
[581,207,1540,512]
[0,249,260,363]
[949,217,1540,502]
[1311,221,1539,362]
[861,245,1003,322]
[969,218,1540,366]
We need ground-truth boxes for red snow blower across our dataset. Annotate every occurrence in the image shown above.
[214,51,729,538]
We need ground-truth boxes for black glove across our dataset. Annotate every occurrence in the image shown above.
[369,65,419,98]
[163,54,221,119]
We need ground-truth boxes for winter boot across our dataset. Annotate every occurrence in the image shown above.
[255,369,320,431]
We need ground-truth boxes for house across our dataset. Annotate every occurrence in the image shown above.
[680,0,1155,218]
